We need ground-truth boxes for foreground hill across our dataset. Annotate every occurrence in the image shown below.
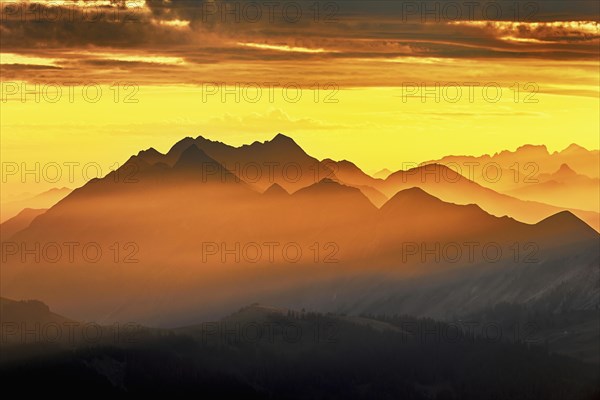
[1,301,598,399]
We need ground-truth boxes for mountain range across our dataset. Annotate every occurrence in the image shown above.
[425,144,599,212]
[1,134,598,327]
[0,187,71,223]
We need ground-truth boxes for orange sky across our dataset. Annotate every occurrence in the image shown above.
[1,0,598,197]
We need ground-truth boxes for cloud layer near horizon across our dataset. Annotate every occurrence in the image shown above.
[1,0,598,85]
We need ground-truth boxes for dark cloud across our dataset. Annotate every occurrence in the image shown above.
[0,0,598,84]
[0,63,62,70]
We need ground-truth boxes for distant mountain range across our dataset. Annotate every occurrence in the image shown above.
[0,187,71,223]
[425,143,599,212]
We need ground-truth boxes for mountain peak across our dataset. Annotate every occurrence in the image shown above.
[536,211,598,239]
[165,137,197,164]
[555,163,576,176]
[374,168,392,179]
[195,134,212,142]
[266,133,304,152]
[173,144,219,170]
[389,186,439,201]
[272,133,295,143]
[263,183,288,196]
[316,177,339,185]
[294,178,362,197]
[292,179,376,212]
[170,137,195,151]
[138,147,161,156]
[562,143,587,153]
[194,135,230,147]
[171,144,241,184]
[515,144,548,154]
[242,133,300,148]
[323,158,359,170]
[239,133,307,161]
[134,147,164,165]
[381,187,445,211]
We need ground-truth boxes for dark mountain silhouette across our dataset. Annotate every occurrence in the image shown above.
[1,299,598,398]
[134,147,164,165]
[263,183,288,196]
[1,297,73,326]
[2,136,598,327]
[378,164,599,230]
[173,144,220,169]
[294,178,366,199]
[0,297,76,346]
[380,186,445,211]
[172,144,240,184]
[321,158,380,187]
[132,133,336,193]
[163,137,197,165]
[320,158,388,206]
[532,211,599,243]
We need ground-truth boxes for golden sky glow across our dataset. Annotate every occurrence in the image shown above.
[1,0,599,198]
[237,42,334,53]
[0,52,59,66]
